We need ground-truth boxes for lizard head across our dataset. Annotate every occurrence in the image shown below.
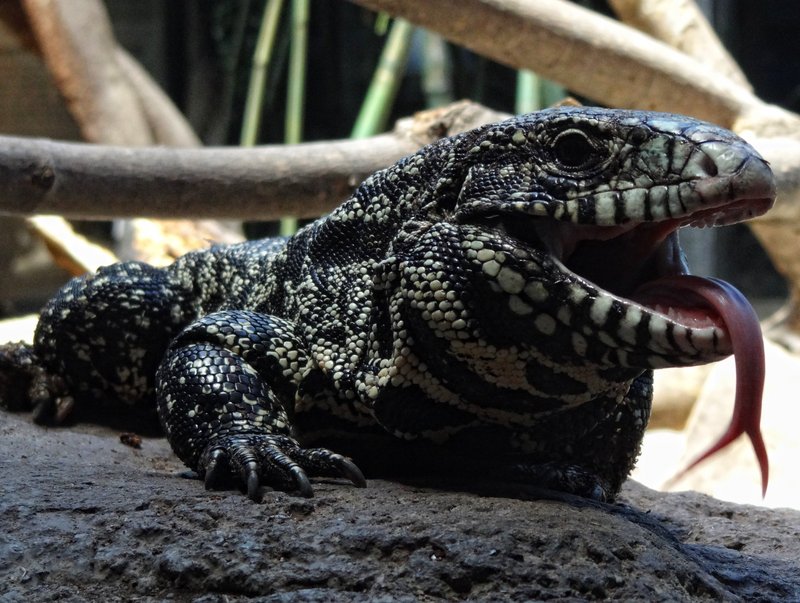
[425,107,773,491]
[442,107,774,368]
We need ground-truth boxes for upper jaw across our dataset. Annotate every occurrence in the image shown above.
[473,149,776,301]
[557,152,776,229]
[684,151,775,226]
[458,155,774,363]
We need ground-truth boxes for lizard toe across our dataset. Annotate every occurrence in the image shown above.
[199,434,362,501]
[287,446,367,488]
[202,447,230,490]
[0,342,75,424]
[502,461,611,501]
[31,393,75,425]
[243,461,263,503]
[334,456,367,489]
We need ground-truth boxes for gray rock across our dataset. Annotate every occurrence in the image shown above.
[1,410,798,602]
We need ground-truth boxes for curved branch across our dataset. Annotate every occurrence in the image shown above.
[348,0,798,133]
[21,0,152,145]
[114,48,201,147]
[0,102,508,220]
[608,0,751,90]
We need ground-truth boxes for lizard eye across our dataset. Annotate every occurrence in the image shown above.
[552,129,602,170]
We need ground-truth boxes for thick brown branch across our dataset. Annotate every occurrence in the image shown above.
[348,0,792,130]
[608,0,751,90]
[0,102,505,220]
[0,135,412,220]
[21,0,152,145]
[114,48,201,148]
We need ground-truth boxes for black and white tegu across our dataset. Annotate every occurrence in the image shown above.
[0,107,776,502]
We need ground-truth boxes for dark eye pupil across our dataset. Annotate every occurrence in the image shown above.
[554,131,596,168]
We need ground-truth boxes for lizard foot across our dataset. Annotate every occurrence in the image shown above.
[500,461,611,501]
[0,342,75,424]
[199,433,366,502]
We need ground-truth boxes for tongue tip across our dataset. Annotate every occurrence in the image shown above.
[666,427,770,498]
[752,429,770,498]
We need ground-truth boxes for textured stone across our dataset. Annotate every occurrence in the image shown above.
[1,410,798,602]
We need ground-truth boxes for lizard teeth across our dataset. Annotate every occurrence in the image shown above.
[647,303,718,328]
[531,221,566,261]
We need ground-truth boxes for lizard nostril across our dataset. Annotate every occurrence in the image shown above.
[682,148,720,180]
[703,152,719,177]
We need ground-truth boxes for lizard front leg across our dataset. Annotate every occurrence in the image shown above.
[156,310,365,501]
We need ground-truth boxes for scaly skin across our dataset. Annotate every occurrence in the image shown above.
[0,107,775,501]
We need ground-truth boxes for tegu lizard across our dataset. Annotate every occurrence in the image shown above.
[0,107,776,502]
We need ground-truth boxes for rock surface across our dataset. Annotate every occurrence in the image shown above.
[1,410,799,602]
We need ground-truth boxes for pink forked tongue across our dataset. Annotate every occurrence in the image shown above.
[637,275,769,496]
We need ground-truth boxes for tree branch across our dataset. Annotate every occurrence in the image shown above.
[21,0,152,145]
[348,0,800,134]
[113,47,201,147]
[607,0,751,90]
[0,102,507,220]
[0,135,410,220]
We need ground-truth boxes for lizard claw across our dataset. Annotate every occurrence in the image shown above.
[332,455,367,489]
[501,461,610,501]
[288,466,314,499]
[198,434,365,501]
[244,461,262,503]
[0,342,75,424]
[203,448,229,490]
[31,393,75,425]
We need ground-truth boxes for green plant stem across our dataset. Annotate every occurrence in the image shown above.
[515,69,542,114]
[285,0,309,145]
[540,78,567,108]
[221,0,252,143]
[350,18,414,139]
[374,11,391,35]
[281,0,310,235]
[516,70,567,113]
[421,32,453,108]
[240,0,285,146]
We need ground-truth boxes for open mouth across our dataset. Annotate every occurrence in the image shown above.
[484,184,774,495]
[498,195,774,323]
[450,107,776,494]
